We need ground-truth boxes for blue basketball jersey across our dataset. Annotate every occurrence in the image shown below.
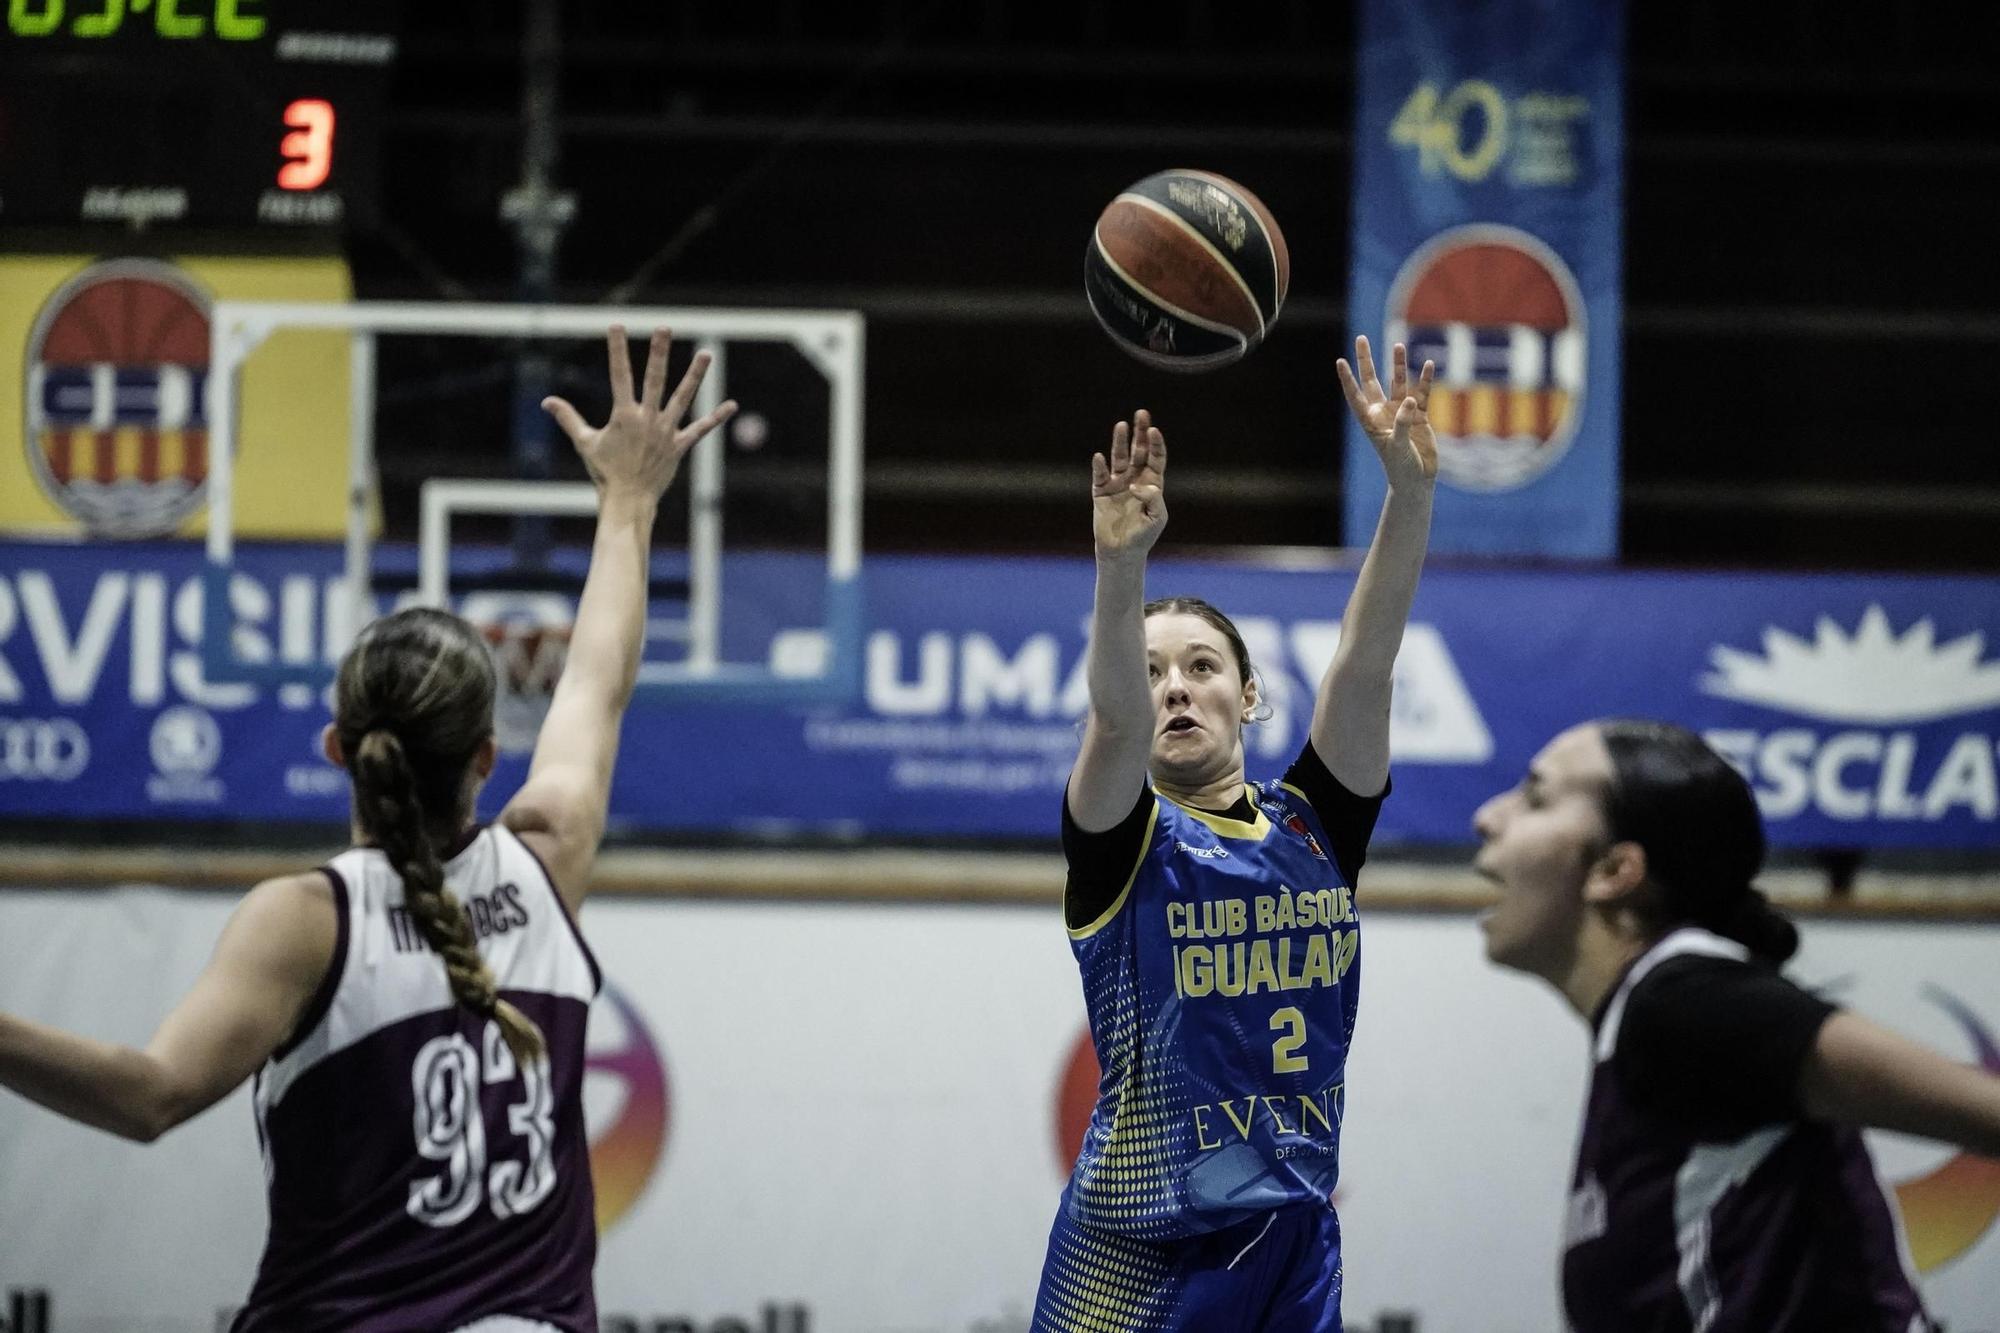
[1064,777,1360,1240]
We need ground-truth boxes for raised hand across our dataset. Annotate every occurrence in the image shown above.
[542,326,739,501]
[1091,409,1169,559]
[1336,335,1438,491]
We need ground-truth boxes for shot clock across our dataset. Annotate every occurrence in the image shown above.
[0,0,397,230]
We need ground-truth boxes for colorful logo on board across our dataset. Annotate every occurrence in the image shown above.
[1385,224,1585,493]
[584,982,671,1231]
[1891,986,2000,1271]
[23,259,214,536]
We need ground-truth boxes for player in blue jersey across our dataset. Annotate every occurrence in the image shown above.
[0,327,735,1332]
[1476,719,2000,1333]
[1033,337,1437,1332]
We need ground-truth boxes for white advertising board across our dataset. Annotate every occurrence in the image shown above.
[1,888,1995,1332]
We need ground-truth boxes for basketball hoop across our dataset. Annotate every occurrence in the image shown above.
[480,620,570,754]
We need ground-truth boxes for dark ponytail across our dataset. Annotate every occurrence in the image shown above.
[336,608,545,1064]
[1597,718,1799,965]
[1702,888,1801,968]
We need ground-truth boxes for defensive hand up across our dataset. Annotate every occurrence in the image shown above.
[543,325,739,503]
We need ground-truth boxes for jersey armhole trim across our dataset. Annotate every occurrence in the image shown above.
[1068,799,1160,941]
[269,865,350,1063]
[506,828,604,996]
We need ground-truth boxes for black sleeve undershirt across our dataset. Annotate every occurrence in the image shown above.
[1060,742,1388,931]
[1611,954,1838,1141]
[1061,785,1156,931]
[1279,740,1388,891]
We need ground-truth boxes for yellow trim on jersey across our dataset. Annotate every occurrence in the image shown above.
[1277,780,1311,806]
[1067,798,1160,941]
[1160,782,1271,841]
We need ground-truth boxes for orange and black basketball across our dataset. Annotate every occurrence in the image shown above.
[1084,169,1290,372]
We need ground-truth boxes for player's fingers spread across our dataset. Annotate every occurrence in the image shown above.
[682,399,738,450]
[1091,452,1111,492]
[541,396,589,443]
[1392,396,1415,440]
[1417,359,1436,405]
[641,328,672,411]
[1355,335,1379,394]
[1336,358,1366,412]
[1389,342,1409,399]
[1148,426,1167,477]
[665,351,712,423]
[606,325,635,403]
[1110,420,1130,472]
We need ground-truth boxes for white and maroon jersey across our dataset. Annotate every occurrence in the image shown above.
[232,825,601,1333]
[1563,928,1933,1333]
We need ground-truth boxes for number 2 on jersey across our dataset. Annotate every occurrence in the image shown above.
[407,1024,558,1227]
[1270,1006,1309,1074]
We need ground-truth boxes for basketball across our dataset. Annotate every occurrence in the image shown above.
[1084,169,1290,372]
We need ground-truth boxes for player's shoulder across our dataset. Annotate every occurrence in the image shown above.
[1252,777,1309,833]
[1614,948,1789,1050]
[1632,938,1768,995]
[1256,774,1310,817]
[221,870,343,976]
[246,868,341,916]
[1643,950,1761,984]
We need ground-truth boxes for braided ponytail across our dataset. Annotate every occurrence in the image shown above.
[351,730,545,1063]
[1700,886,1801,967]
[336,608,545,1065]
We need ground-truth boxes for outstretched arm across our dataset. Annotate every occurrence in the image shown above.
[500,327,736,913]
[1800,1010,2000,1158]
[0,873,335,1141]
[1067,411,1168,833]
[1312,336,1438,797]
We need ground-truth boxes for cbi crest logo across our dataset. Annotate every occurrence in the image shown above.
[24,259,213,537]
[1384,224,1586,493]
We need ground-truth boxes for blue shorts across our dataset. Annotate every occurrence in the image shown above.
[1033,1192,1343,1333]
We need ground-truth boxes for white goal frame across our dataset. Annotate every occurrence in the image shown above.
[200,301,864,703]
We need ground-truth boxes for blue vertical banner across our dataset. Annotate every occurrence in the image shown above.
[1344,0,1624,557]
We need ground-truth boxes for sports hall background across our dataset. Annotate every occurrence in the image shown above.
[3,4,2000,1331]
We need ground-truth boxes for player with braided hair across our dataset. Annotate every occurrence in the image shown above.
[334,608,549,1068]
[0,326,734,1332]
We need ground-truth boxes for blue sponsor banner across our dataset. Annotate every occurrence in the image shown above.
[1344,0,1623,556]
[2,541,1998,849]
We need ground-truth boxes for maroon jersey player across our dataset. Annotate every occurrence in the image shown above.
[0,328,734,1331]
[1476,719,2000,1333]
